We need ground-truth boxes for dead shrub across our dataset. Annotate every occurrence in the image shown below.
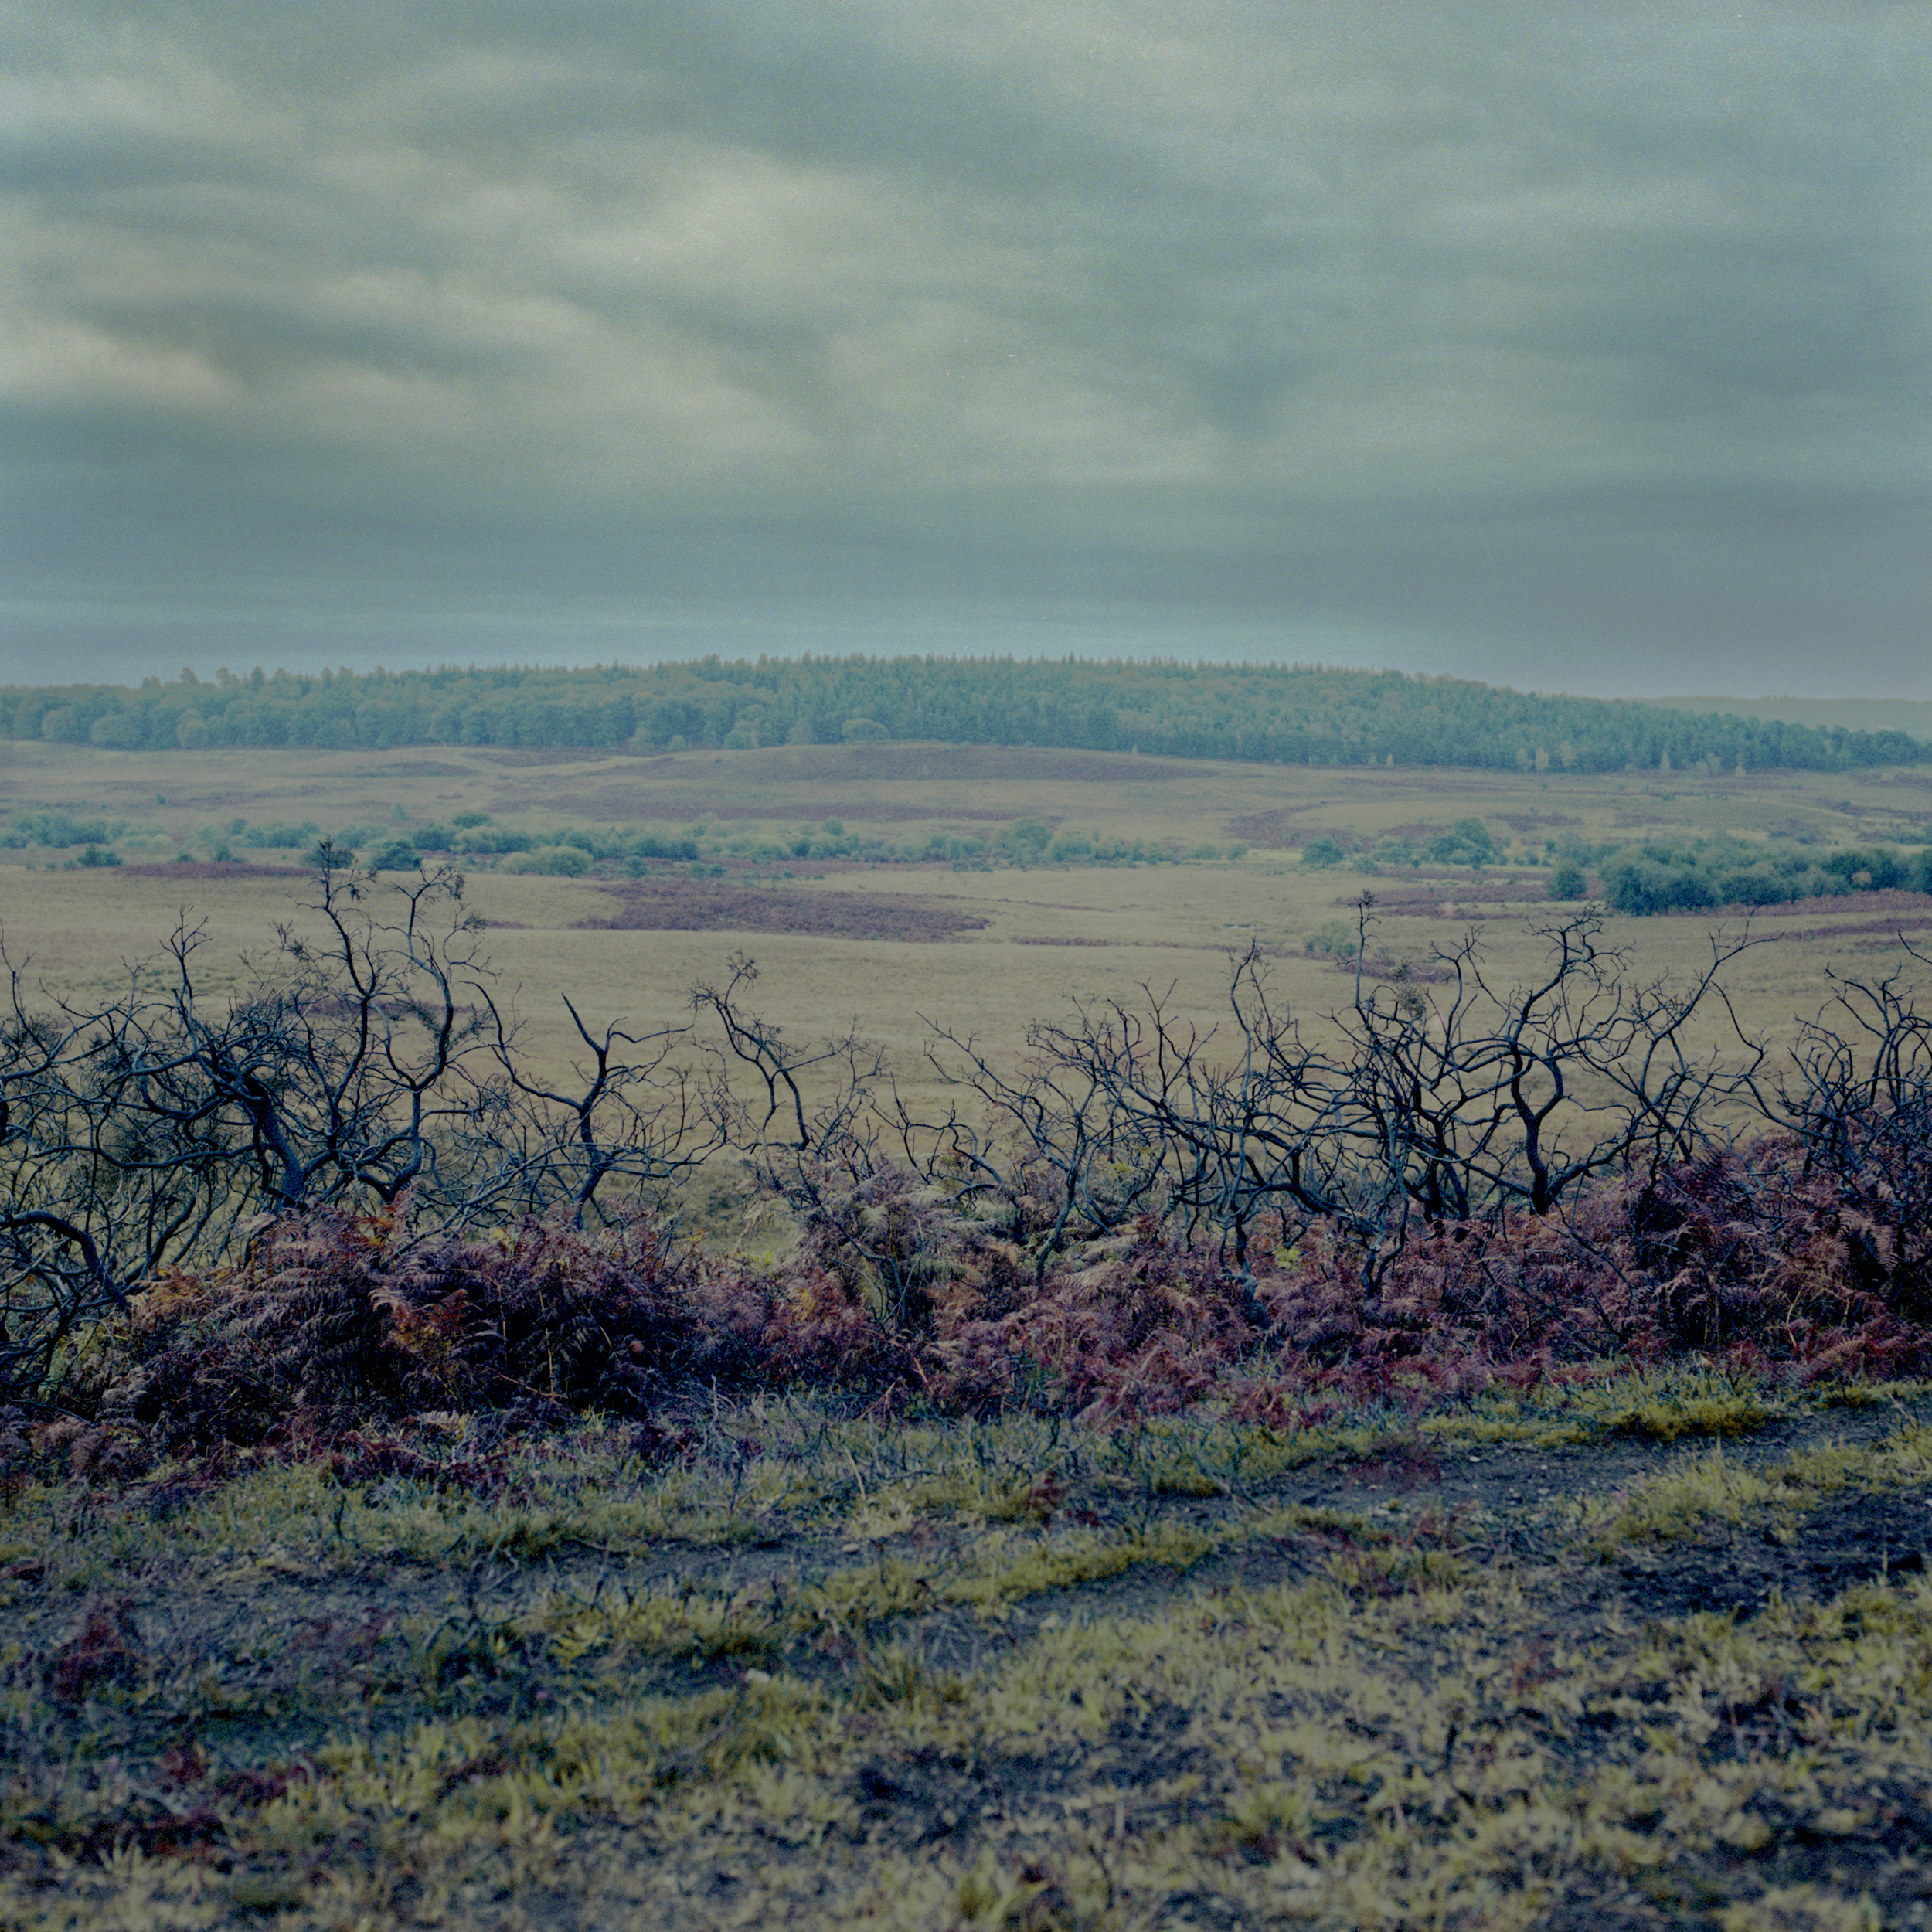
[724,1141,1932,1418]
[91,1204,783,1452]
[59,1134,1932,1451]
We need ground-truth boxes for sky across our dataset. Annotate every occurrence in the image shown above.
[4,1,1928,698]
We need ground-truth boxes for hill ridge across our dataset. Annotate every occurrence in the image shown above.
[6,657,1927,774]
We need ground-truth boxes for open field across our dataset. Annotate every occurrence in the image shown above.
[5,738,1932,1104]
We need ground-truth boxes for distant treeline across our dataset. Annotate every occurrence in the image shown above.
[1638,694,1932,744]
[4,658,1926,774]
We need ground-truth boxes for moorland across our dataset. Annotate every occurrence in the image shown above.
[4,702,1932,1930]
[5,729,1932,1093]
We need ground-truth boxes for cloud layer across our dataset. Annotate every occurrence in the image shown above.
[5,1,1928,693]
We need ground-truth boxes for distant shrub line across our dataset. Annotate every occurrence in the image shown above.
[4,656,1924,774]
[1298,817,1932,919]
[2,802,1246,876]
[1596,840,1932,915]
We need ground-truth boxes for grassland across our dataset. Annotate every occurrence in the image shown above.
[4,736,1930,1104]
[5,738,1932,1928]
[4,1375,1930,1930]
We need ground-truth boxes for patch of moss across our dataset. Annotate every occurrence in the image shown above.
[1425,1363,1787,1451]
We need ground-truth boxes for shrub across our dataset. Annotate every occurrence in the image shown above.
[89,713,145,750]
[240,821,318,849]
[94,1208,778,1451]
[631,832,700,862]
[57,1131,1932,1451]
[13,811,113,848]
[502,845,591,876]
[1601,856,1718,916]
[453,825,531,854]
[1427,818,1495,866]
[20,890,1932,1440]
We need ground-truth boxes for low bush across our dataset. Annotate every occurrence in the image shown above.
[72,1128,1932,1458]
[367,838,419,871]
[12,876,1932,1452]
[498,845,591,876]
[1426,817,1495,866]
[1600,835,1932,915]
[88,1206,780,1454]
[1304,917,1360,958]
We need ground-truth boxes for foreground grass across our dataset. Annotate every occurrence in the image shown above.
[4,1371,1931,1930]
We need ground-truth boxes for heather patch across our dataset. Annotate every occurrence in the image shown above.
[585,879,990,941]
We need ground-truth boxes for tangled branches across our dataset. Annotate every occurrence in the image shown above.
[893,912,1763,1291]
[0,859,717,1400]
[8,870,1932,1416]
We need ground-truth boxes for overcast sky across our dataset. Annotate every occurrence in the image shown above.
[4,1,1927,696]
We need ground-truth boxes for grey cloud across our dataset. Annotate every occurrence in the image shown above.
[3,0,1927,696]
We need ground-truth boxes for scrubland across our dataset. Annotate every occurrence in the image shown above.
[2,739,1932,1929]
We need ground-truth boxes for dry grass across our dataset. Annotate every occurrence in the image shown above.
[2,1380,1929,1930]
[2,740,1928,1105]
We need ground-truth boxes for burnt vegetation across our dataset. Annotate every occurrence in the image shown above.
[4,862,1931,1447]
